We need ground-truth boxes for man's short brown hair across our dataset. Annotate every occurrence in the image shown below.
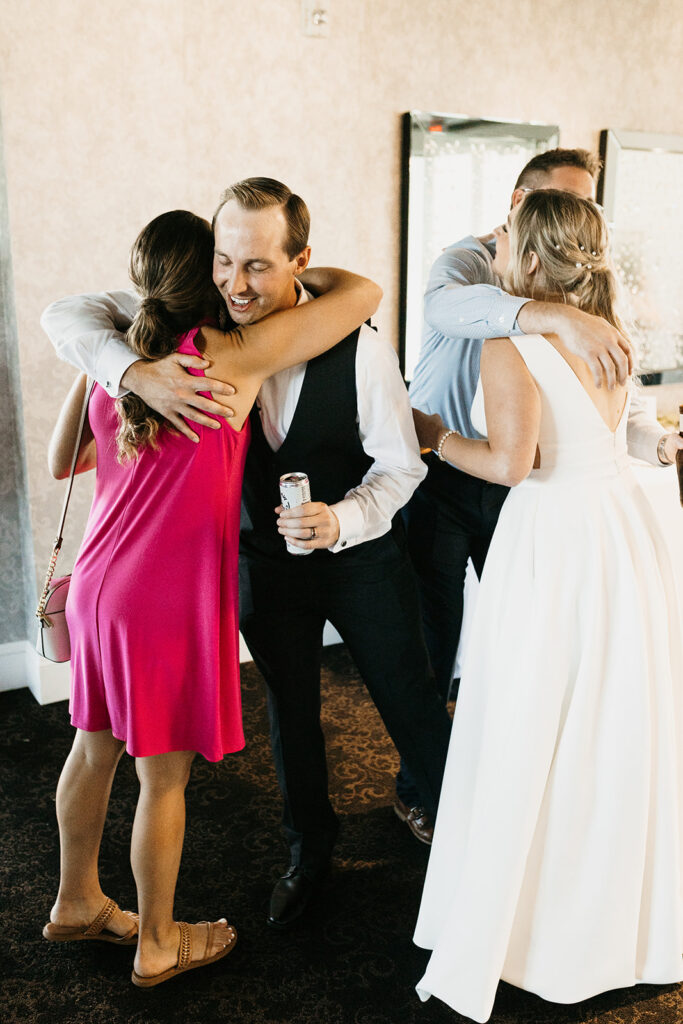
[514,148,602,191]
[212,177,310,259]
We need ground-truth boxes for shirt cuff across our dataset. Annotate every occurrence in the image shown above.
[487,293,528,336]
[328,497,365,553]
[94,343,140,398]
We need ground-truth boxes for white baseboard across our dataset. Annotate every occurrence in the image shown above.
[0,640,70,705]
[32,655,71,704]
[0,640,34,692]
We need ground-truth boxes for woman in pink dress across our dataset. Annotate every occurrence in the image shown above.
[44,210,381,986]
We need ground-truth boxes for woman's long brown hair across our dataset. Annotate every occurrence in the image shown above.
[115,210,219,461]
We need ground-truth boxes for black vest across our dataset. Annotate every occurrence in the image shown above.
[240,329,404,564]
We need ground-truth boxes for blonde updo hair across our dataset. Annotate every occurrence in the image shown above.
[115,210,219,461]
[505,189,628,339]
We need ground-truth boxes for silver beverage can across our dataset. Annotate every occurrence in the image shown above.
[279,472,313,556]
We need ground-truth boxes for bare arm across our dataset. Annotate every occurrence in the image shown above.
[117,267,379,434]
[48,374,96,479]
[413,338,540,487]
[203,268,382,383]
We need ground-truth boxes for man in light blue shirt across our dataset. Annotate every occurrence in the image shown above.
[395,148,682,840]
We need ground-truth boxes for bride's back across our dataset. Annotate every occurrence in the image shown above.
[542,332,629,433]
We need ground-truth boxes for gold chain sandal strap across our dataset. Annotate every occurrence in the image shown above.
[177,922,192,970]
[84,897,117,937]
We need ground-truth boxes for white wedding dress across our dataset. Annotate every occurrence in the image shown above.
[414,335,683,1022]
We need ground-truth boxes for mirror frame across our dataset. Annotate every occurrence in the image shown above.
[598,127,683,385]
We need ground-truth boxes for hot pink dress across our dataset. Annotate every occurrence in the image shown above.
[66,328,250,761]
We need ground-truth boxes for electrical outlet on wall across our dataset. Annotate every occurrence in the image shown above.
[302,0,330,37]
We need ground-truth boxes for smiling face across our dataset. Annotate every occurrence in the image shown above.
[212,201,311,324]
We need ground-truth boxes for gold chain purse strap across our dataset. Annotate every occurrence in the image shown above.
[36,378,96,627]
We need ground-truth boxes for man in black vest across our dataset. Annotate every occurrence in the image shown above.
[211,179,451,928]
[41,178,452,930]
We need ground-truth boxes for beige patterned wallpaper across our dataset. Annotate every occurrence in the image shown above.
[1,0,682,601]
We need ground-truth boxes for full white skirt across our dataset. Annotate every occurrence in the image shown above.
[414,467,683,1022]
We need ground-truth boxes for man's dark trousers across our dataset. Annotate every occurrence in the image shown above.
[240,536,452,877]
[397,454,508,809]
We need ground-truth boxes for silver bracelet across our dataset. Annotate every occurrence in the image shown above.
[435,428,458,462]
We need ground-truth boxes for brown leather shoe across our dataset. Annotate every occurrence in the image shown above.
[393,798,433,845]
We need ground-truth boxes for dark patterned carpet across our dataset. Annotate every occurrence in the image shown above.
[1,645,681,1024]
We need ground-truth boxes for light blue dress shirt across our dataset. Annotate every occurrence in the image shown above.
[408,235,527,439]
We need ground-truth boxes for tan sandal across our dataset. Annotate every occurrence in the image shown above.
[43,896,139,946]
[131,920,237,988]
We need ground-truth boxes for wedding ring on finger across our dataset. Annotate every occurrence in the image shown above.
[310,526,317,540]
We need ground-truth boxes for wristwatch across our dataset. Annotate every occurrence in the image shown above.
[656,435,672,465]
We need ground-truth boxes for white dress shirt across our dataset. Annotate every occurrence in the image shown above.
[41,287,426,553]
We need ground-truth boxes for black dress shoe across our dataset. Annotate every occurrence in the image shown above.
[267,865,318,930]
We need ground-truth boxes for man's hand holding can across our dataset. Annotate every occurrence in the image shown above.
[275,500,341,551]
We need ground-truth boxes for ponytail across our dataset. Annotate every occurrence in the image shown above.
[573,264,627,337]
[127,297,179,361]
[114,210,216,462]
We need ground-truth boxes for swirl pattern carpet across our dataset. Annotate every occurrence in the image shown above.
[1,645,681,1023]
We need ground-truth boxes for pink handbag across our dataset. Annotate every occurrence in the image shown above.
[36,575,72,662]
[35,380,94,663]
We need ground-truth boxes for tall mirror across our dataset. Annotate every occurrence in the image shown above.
[399,111,559,379]
[599,128,683,385]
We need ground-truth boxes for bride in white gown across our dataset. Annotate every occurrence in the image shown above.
[411,189,683,1022]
